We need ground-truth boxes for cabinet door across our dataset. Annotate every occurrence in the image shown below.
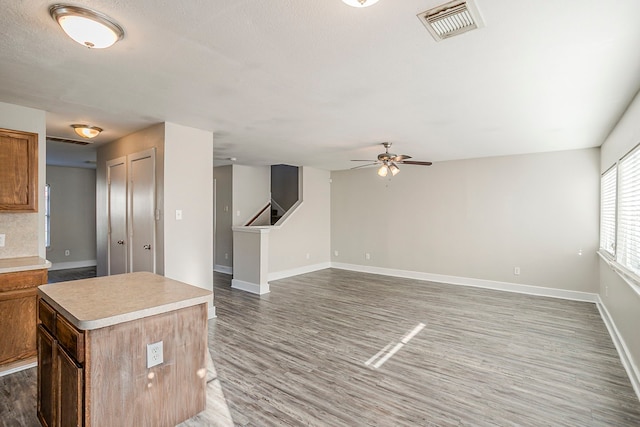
[56,347,83,427]
[37,325,56,427]
[0,128,38,211]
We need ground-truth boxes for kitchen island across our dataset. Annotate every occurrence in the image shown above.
[36,272,212,427]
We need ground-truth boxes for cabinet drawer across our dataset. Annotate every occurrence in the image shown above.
[38,299,56,335]
[55,315,84,363]
[0,269,47,292]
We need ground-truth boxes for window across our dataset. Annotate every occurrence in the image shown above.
[45,184,51,248]
[599,166,616,256]
[616,145,640,275]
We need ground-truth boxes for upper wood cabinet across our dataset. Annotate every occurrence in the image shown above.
[0,128,38,212]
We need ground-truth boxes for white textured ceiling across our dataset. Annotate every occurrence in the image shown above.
[1,0,640,170]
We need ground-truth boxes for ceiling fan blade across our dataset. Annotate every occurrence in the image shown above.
[400,160,433,166]
[351,159,376,162]
[391,154,412,161]
[350,163,378,170]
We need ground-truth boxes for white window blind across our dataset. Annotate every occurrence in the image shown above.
[616,146,640,275]
[599,166,616,255]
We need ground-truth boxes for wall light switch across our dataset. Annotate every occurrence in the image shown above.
[0,234,5,247]
[175,210,183,220]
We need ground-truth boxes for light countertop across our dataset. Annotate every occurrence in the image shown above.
[0,256,51,274]
[38,272,212,330]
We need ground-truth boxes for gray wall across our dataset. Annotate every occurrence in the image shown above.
[46,166,96,267]
[96,123,165,277]
[269,167,331,274]
[599,88,640,383]
[0,102,46,259]
[163,123,213,302]
[214,165,232,270]
[331,148,600,292]
[232,165,270,226]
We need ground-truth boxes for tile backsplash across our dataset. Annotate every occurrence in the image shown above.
[0,213,39,258]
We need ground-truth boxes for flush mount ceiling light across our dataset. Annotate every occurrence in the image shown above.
[342,0,380,8]
[71,124,103,139]
[49,4,124,48]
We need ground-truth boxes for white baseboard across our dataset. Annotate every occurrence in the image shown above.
[269,262,331,282]
[49,260,97,271]
[214,265,232,275]
[208,303,217,319]
[596,297,640,402]
[330,262,599,303]
[0,358,37,377]
[231,278,270,295]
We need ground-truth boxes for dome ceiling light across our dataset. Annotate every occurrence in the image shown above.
[49,4,124,49]
[342,0,381,8]
[71,124,103,139]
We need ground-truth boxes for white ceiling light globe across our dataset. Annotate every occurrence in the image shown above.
[50,5,124,49]
[342,0,381,8]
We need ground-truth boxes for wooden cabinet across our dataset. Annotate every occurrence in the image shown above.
[0,268,47,366]
[0,128,38,212]
[37,325,56,427]
[36,282,207,427]
[37,300,84,427]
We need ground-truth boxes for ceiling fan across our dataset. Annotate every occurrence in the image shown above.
[351,142,432,177]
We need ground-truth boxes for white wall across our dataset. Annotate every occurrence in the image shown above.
[599,88,640,385]
[269,167,331,275]
[213,165,232,270]
[0,102,46,259]
[96,123,165,276]
[46,166,96,268]
[163,122,213,304]
[331,148,600,293]
[232,165,270,226]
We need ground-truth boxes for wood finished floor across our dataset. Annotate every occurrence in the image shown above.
[2,268,639,426]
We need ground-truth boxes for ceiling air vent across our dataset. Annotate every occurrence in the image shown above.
[47,136,92,146]
[417,0,484,41]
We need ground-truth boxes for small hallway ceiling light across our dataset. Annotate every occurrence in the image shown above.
[49,4,124,49]
[71,124,103,139]
[342,0,381,8]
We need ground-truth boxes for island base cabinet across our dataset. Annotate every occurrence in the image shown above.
[37,297,207,427]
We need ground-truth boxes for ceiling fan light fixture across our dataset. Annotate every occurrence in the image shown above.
[50,4,124,49]
[389,163,400,176]
[377,164,389,177]
[71,124,103,139]
[342,0,381,8]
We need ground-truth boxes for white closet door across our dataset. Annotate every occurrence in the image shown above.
[128,149,156,273]
[107,157,127,275]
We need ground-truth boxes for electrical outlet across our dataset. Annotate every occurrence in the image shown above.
[514,267,520,276]
[306,253,310,260]
[64,249,70,256]
[0,234,5,247]
[334,250,339,257]
[147,341,163,368]
[365,253,371,260]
